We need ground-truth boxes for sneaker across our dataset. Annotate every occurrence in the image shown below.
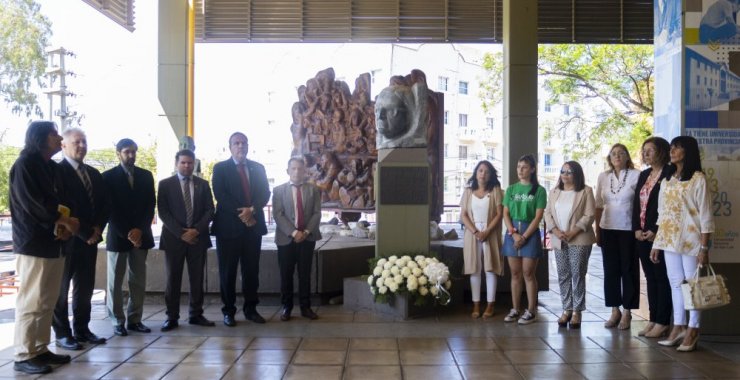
[504,309,519,323]
[518,310,537,325]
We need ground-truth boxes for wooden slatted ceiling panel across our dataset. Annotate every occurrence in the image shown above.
[80,0,135,32]
[194,0,653,44]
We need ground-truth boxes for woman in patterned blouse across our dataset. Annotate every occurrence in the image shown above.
[651,136,714,352]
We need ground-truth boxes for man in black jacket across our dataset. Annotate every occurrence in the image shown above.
[102,138,155,336]
[10,121,79,375]
[52,128,110,350]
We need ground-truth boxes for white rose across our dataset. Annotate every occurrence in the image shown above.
[367,276,375,285]
[415,255,425,262]
[419,286,429,296]
[370,287,376,294]
[377,258,387,266]
[401,267,412,277]
[412,268,423,277]
[445,280,452,289]
[381,269,391,278]
[401,255,411,261]
[390,266,400,275]
[418,276,428,285]
[394,275,404,284]
[388,255,398,263]
[384,277,394,287]
[407,280,418,291]
[388,283,399,292]
[376,278,384,288]
[379,286,388,294]
[407,261,418,269]
[373,267,382,276]
[383,262,393,270]
[430,286,439,296]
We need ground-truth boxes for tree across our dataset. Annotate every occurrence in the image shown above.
[0,138,20,213]
[0,0,52,117]
[479,45,654,159]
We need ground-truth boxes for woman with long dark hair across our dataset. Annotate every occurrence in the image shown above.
[502,154,547,325]
[544,161,596,329]
[594,143,640,329]
[652,136,714,352]
[460,161,504,318]
[633,137,672,338]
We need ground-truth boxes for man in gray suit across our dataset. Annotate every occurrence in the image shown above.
[272,157,322,321]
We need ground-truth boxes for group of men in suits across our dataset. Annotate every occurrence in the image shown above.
[10,125,323,375]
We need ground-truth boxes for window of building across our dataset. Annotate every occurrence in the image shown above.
[486,117,494,129]
[444,111,449,125]
[444,177,449,192]
[487,147,495,160]
[444,143,448,157]
[544,103,551,112]
[370,69,381,84]
[563,104,570,116]
[459,81,468,95]
[438,76,448,91]
[544,153,552,166]
[459,113,468,127]
[459,145,468,159]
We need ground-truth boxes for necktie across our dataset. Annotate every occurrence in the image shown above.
[237,162,252,206]
[78,165,94,204]
[127,171,134,188]
[183,177,193,227]
[294,184,304,231]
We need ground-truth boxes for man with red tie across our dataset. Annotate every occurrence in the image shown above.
[272,158,323,321]
[211,133,271,326]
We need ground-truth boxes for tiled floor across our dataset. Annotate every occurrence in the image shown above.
[0,248,738,379]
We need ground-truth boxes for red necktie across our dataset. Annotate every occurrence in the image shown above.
[294,184,304,230]
[237,162,252,206]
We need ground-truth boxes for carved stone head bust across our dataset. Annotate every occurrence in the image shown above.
[374,76,428,149]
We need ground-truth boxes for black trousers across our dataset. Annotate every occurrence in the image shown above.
[277,240,316,310]
[600,229,640,309]
[636,239,672,325]
[52,244,97,337]
[164,244,207,320]
[216,230,262,317]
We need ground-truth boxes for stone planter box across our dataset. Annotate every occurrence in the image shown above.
[342,275,460,320]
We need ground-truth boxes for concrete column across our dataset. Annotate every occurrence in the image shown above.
[158,0,188,141]
[502,0,538,186]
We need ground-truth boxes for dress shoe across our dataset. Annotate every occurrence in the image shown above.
[658,331,687,347]
[604,309,622,328]
[569,312,582,329]
[161,319,179,332]
[482,303,495,319]
[36,351,71,365]
[14,359,51,374]
[188,315,215,326]
[557,311,573,327]
[471,302,480,319]
[55,336,83,350]
[617,312,632,330]
[300,307,319,320]
[644,324,669,338]
[223,315,236,327]
[677,329,700,352]
[638,322,655,336]
[75,330,107,344]
[280,307,291,321]
[113,324,128,336]
[245,311,266,324]
[127,322,151,333]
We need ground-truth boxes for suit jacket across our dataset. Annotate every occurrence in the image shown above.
[272,182,322,246]
[544,186,596,250]
[211,158,271,238]
[59,159,110,253]
[102,164,156,251]
[157,175,214,251]
[632,166,672,233]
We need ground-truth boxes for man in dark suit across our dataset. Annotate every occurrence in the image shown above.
[211,132,271,326]
[52,128,110,350]
[273,158,322,321]
[102,138,155,336]
[157,149,215,332]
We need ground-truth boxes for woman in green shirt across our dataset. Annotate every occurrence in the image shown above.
[502,154,547,325]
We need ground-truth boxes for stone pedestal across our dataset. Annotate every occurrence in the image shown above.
[374,148,430,257]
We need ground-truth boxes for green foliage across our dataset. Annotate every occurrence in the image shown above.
[478,45,655,159]
[85,141,159,179]
[0,142,21,213]
[0,0,52,117]
[479,51,503,113]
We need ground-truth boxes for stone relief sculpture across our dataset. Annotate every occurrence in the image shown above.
[290,68,443,221]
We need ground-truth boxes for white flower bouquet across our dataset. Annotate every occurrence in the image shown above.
[367,254,452,306]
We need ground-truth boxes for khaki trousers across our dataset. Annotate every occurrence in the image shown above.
[14,254,65,361]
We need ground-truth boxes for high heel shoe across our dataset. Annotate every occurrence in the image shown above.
[471,302,480,319]
[569,312,582,329]
[482,304,494,319]
[638,322,655,336]
[677,329,699,352]
[644,324,669,338]
[658,331,686,347]
[604,309,622,328]
[557,311,573,327]
[618,312,632,330]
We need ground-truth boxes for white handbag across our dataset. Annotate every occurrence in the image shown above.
[681,264,731,311]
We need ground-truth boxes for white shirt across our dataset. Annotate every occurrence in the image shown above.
[555,190,575,231]
[595,168,639,230]
[471,192,490,223]
[63,156,90,186]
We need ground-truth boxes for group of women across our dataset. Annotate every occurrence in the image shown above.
[459,135,714,352]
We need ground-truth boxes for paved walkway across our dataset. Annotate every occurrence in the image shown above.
[0,248,738,379]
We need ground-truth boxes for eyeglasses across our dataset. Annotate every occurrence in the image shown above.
[560,170,573,175]
[610,152,627,158]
